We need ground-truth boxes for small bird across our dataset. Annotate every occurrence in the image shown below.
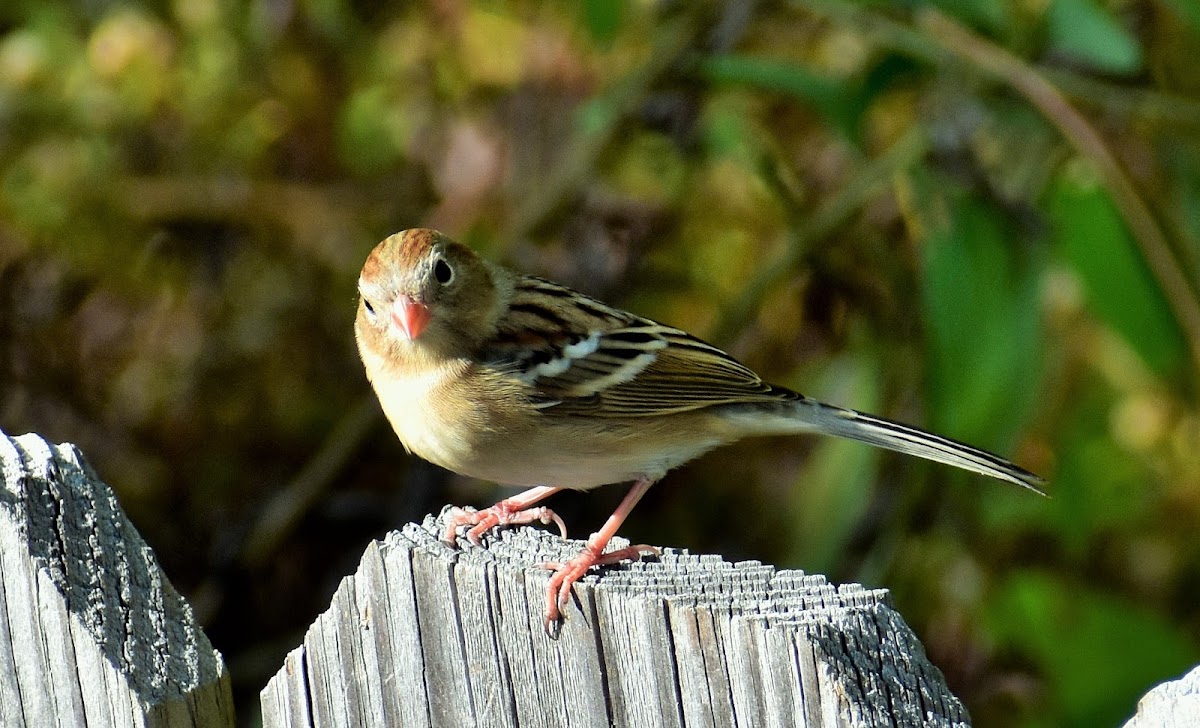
[355,229,1045,626]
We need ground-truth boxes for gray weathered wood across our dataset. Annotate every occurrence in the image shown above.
[0,429,234,728]
[261,513,971,727]
[1123,664,1200,728]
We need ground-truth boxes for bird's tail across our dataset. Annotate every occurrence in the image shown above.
[735,397,1046,494]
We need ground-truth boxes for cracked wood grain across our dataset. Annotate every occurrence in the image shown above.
[260,514,972,728]
[0,429,233,728]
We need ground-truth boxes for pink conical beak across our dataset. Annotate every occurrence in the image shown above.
[391,296,431,341]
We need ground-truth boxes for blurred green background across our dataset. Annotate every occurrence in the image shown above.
[2,0,1199,725]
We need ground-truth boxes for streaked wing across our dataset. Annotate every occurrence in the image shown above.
[481,276,794,417]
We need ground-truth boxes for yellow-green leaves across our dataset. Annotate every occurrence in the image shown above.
[1048,162,1188,380]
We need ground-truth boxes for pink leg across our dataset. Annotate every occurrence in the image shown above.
[442,485,567,546]
[540,477,660,627]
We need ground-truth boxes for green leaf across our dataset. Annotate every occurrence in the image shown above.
[574,96,619,138]
[1159,0,1200,32]
[980,375,1149,553]
[920,190,1044,448]
[924,0,1013,34]
[581,0,625,46]
[1166,146,1200,253]
[784,349,883,572]
[336,86,408,174]
[1048,163,1188,379]
[1046,0,1143,75]
[988,571,1199,726]
[700,94,771,165]
[698,55,864,140]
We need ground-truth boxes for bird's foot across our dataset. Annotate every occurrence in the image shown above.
[539,542,660,628]
[442,502,568,547]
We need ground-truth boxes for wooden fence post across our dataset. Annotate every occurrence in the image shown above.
[0,430,234,728]
[1123,665,1200,727]
[261,516,971,727]
[6,428,1200,727]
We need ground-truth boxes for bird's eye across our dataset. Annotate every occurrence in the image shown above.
[362,298,377,319]
[433,258,454,285]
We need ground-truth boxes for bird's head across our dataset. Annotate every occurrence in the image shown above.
[356,229,500,361]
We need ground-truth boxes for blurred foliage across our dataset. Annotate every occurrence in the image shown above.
[2,0,1199,725]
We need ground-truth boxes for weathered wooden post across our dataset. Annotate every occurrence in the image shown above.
[1123,665,1200,728]
[260,517,971,727]
[6,428,1199,726]
[0,430,233,728]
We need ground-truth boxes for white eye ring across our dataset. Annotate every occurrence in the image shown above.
[362,297,378,320]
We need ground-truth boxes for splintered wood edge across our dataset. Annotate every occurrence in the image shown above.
[0,430,234,727]
[261,513,972,728]
[1123,665,1200,727]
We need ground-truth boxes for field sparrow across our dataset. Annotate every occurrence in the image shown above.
[354,229,1045,626]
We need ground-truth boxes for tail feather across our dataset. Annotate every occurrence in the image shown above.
[742,398,1047,494]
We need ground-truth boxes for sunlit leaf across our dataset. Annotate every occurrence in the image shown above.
[1046,0,1143,74]
[1048,163,1188,379]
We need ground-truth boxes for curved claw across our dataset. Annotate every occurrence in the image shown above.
[441,503,568,547]
[465,512,500,546]
[538,543,660,630]
[540,508,568,540]
[441,505,478,545]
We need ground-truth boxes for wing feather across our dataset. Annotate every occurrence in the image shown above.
[480,276,797,417]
